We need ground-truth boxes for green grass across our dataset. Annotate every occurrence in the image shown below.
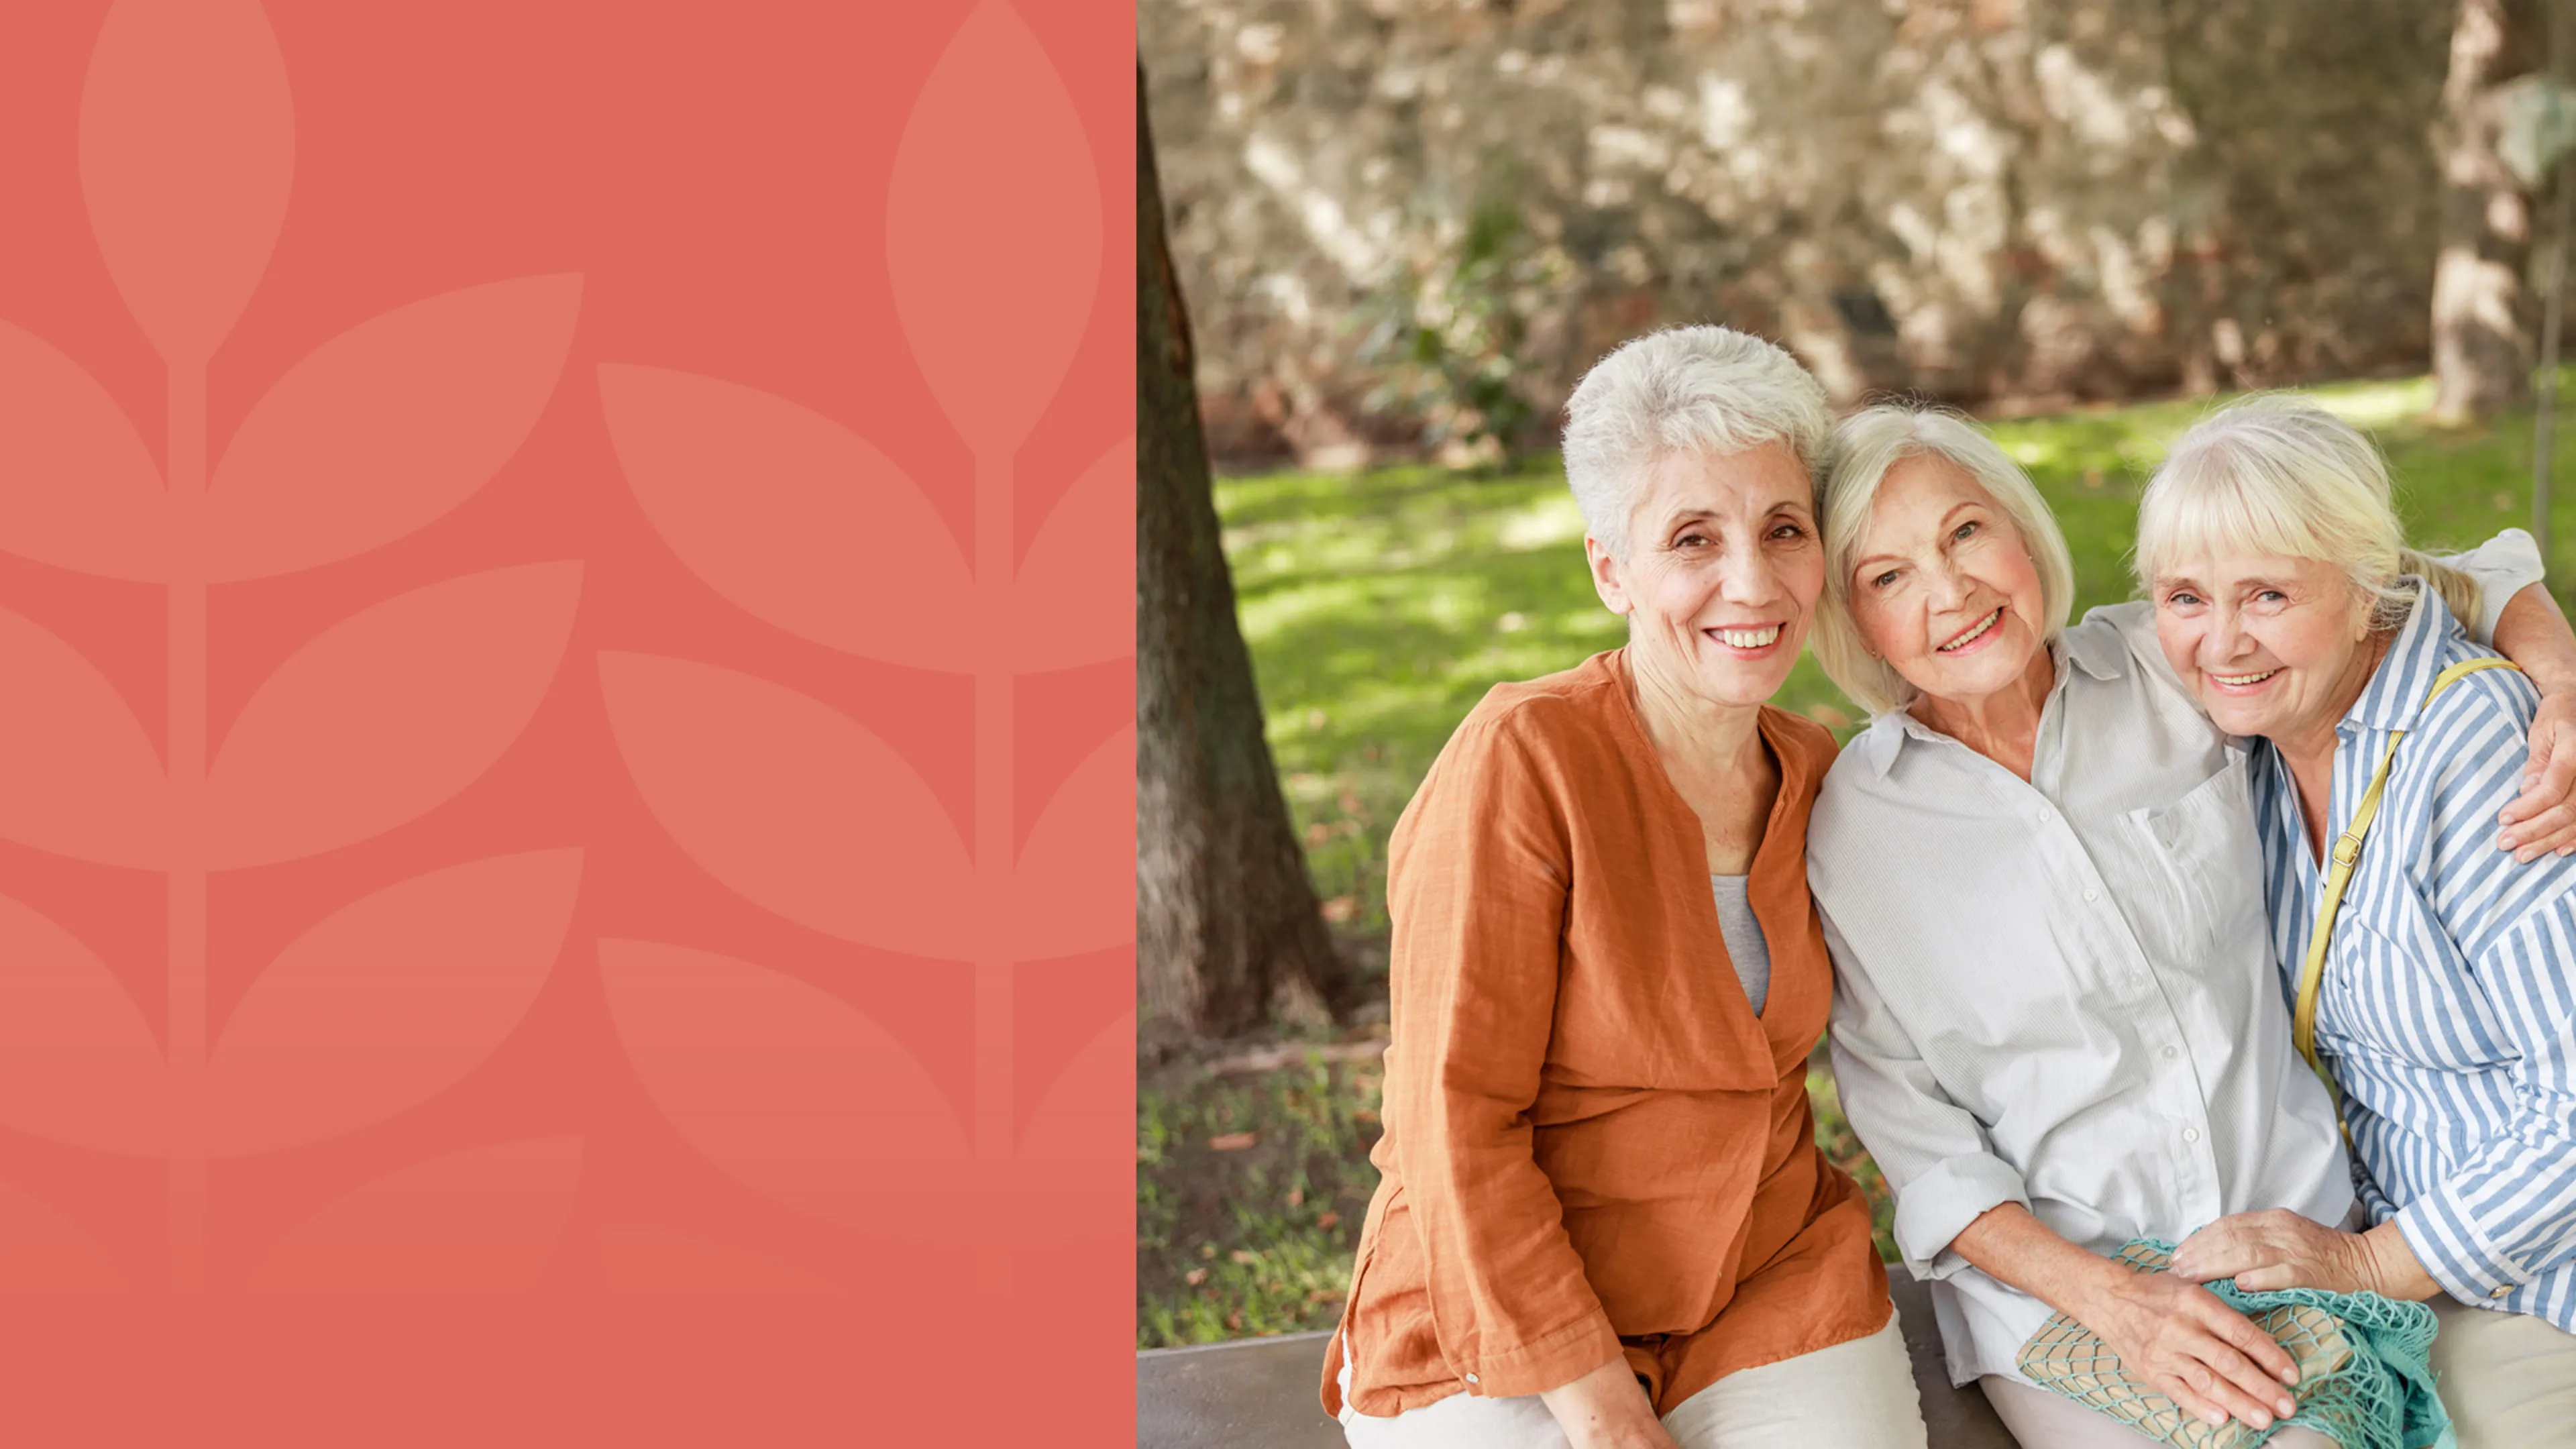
[1138,1050,1386,1346]
[1228,372,2576,949]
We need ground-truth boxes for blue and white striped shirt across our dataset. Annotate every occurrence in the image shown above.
[2254,580,2576,1332]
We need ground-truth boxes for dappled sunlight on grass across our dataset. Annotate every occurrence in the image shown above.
[2311,375,2438,430]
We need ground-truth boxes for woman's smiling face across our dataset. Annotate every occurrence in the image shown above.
[2151,553,2373,741]
[1587,441,1823,711]
[1845,455,2048,708]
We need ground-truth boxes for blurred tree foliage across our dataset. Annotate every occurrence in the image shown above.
[1357,159,1570,460]
[1143,0,2524,466]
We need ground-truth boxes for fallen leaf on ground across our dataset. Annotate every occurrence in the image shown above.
[1209,1131,1258,1151]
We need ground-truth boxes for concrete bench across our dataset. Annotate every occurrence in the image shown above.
[1138,1275,2016,1448]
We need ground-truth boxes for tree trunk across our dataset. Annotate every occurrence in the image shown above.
[2432,0,2540,422]
[1136,63,1348,1046]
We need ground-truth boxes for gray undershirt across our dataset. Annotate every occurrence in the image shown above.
[1709,873,1770,1016]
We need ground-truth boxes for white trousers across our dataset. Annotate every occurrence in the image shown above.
[1979,1374,2334,1448]
[1336,1313,1928,1449]
[2428,1297,2576,1448]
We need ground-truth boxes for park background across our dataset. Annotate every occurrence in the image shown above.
[1137,0,2576,1348]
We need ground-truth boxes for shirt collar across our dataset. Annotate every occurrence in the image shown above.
[2341,578,2459,735]
[1859,630,2094,776]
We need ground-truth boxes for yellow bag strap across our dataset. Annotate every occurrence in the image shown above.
[2292,657,2524,1089]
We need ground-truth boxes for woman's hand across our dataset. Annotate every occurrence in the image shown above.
[2500,690,2576,861]
[1948,1204,2296,1432]
[2172,1210,2440,1301]
[2064,1266,2302,1433]
[1538,1353,1680,1449]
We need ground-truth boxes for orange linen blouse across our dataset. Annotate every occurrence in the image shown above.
[1321,648,1890,1419]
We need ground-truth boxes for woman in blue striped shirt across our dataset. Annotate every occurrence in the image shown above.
[2145,396,2576,1447]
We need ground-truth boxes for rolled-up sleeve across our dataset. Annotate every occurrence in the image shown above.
[1821,910,2029,1281]
[2396,893,2576,1300]
[1381,716,1621,1398]
[2396,707,2576,1301]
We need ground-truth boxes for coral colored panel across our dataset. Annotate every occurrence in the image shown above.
[0,0,1136,1442]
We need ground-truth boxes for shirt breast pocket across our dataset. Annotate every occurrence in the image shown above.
[2135,747,2267,957]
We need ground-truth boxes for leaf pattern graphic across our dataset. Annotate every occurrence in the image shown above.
[250,1137,582,1293]
[596,364,970,669]
[598,939,977,1240]
[1011,726,1133,961]
[0,319,172,582]
[207,276,584,582]
[0,1179,125,1292]
[0,604,167,869]
[77,0,292,366]
[1014,436,1134,672]
[206,561,582,868]
[597,653,973,959]
[885,1,1102,451]
[0,894,170,1157]
[1007,1010,1132,1244]
[202,850,581,1157]
[597,1227,841,1295]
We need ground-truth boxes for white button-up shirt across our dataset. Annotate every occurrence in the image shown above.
[1807,538,2538,1388]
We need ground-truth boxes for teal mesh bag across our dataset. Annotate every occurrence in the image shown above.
[2015,1239,2449,1449]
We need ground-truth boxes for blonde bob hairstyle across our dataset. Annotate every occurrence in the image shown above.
[2134,394,2478,633]
[1811,405,2078,716]
[1561,325,1831,561]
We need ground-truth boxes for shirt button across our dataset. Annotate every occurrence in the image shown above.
[2163,1046,2179,1060]
[2083,888,2100,903]
[2182,1126,2201,1144]
[2491,1286,2512,1299]
[2038,808,2055,824]
[1464,1373,1479,1384]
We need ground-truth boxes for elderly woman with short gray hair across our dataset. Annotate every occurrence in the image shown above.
[1803,401,2576,1446]
[1321,325,1927,1449]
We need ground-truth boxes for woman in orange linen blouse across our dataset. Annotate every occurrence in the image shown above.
[1321,327,1925,1449]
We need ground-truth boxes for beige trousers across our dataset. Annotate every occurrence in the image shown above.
[1336,1313,1929,1449]
[2428,1297,2576,1448]
[1979,1375,2334,1448]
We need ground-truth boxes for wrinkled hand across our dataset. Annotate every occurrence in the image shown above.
[2500,691,2576,861]
[2172,1209,2374,1295]
[2069,1263,2300,1432]
[2174,1210,2441,1302]
[1539,1354,1679,1449]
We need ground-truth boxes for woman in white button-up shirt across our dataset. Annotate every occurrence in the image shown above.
[1800,404,2576,1447]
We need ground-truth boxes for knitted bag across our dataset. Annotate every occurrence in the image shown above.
[2015,1240,2449,1449]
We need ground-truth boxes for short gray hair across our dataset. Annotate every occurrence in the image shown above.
[2135,394,2479,631]
[1813,405,2078,716]
[1560,325,1831,560]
